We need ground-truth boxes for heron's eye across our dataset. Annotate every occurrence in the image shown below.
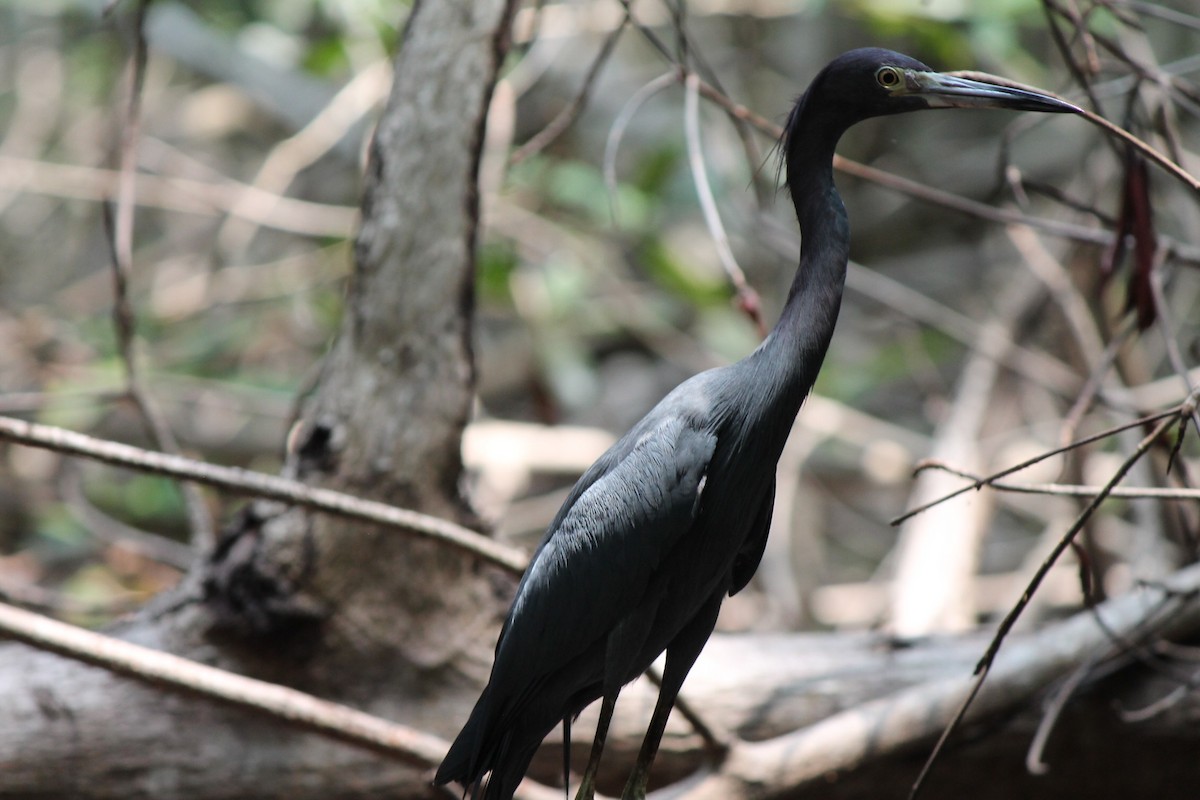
[876,66,902,89]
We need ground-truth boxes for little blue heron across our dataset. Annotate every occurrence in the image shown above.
[435,48,1075,800]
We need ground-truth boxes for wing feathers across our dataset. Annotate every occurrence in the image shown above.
[437,415,716,794]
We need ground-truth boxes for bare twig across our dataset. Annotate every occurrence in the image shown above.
[1008,225,1107,371]
[0,155,357,236]
[1059,329,1131,447]
[107,0,213,550]
[1076,106,1199,192]
[952,66,1199,193]
[110,0,149,280]
[613,0,673,64]
[1117,674,1195,722]
[912,464,1200,502]
[509,18,626,166]
[1005,223,1147,448]
[1039,0,1105,113]
[603,71,676,225]
[0,415,527,574]
[1148,252,1200,433]
[1127,1,1200,32]
[832,154,1121,250]
[684,559,1200,799]
[1025,653,1100,775]
[890,271,1046,636]
[0,599,448,765]
[909,412,1178,798]
[683,72,763,334]
[217,58,390,255]
[892,408,1178,526]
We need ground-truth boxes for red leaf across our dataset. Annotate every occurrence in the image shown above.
[1102,147,1157,330]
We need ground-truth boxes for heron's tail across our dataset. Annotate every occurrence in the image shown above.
[433,692,490,793]
[434,693,543,800]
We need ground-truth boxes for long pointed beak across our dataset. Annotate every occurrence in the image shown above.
[908,71,1080,114]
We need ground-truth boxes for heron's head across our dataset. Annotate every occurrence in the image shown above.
[784,48,1078,151]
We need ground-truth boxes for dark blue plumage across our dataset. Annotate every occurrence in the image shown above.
[435,48,1076,800]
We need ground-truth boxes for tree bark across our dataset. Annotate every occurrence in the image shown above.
[0,0,518,796]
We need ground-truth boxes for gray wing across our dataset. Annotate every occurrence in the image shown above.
[493,414,717,687]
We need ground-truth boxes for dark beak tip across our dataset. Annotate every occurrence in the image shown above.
[991,89,1081,115]
[1021,94,1082,115]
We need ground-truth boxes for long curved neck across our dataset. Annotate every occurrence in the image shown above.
[755,103,850,412]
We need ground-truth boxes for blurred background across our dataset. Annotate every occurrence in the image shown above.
[0,0,1197,643]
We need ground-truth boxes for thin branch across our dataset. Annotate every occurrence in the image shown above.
[1127,1,1200,32]
[891,407,1178,526]
[832,154,1121,251]
[683,72,763,334]
[1117,675,1195,722]
[685,559,1200,799]
[1007,225,1107,372]
[603,71,676,225]
[1005,223,1151,448]
[217,58,390,255]
[0,155,358,237]
[912,464,1200,502]
[107,0,212,549]
[1040,0,1105,115]
[509,18,626,166]
[952,66,1200,194]
[664,8,772,209]
[0,599,448,765]
[909,412,1178,798]
[1059,328,1131,447]
[1077,106,1199,192]
[110,0,148,279]
[1148,250,1200,433]
[0,415,527,574]
[614,0,673,64]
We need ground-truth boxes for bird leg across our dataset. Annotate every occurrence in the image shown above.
[562,716,572,800]
[620,590,724,800]
[568,587,666,799]
[618,683,673,800]
[573,692,617,800]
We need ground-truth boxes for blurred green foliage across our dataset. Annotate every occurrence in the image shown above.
[3,0,1197,631]
[85,471,186,531]
[844,0,1057,76]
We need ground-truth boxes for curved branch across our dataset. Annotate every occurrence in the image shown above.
[0,415,526,574]
[0,600,448,766]
[678,559,1200,800]
[951,69,1200,194]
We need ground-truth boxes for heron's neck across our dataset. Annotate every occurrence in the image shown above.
[759,126,849,409]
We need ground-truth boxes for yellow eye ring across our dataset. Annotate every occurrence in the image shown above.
[876,66,902,89]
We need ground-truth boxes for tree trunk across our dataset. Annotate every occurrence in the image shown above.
[0,0,518,795]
